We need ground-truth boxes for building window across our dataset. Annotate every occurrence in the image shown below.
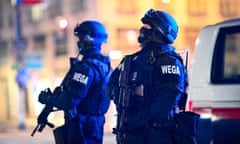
[116,28,139,55]
[219,0,239,17]
[187,0,207,16]
[31,4,45,22]
[116,0,137,14]
[33,34,46,52]
[22,7,34,24]
[0,1,3,29]
[0,40,8,65]
[71,0,85,13]
[53,31,68,56]
[7,13,13,29]
[48,0,63,18]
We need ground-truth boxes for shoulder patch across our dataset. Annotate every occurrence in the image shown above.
[72,72,89,84]
[161,65,180,75]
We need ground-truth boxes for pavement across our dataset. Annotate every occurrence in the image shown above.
[0,126,116,144]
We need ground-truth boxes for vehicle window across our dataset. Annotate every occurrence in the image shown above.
[211,25,240,84]
[224,33,240,79]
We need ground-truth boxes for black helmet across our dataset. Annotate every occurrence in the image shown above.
[74,20,108,54]
[139,9,178,44]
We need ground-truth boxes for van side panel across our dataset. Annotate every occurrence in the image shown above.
[189,20,240,144]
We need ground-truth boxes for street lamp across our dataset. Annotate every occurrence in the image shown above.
[57,17,69,31]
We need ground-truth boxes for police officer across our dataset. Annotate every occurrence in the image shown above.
[39,20,112,144]
[107,9,194,144]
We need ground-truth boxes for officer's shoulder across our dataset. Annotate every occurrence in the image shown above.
[155,52,182,66]
[72,60,92,74]
[122,51,140,60]
[168,51,184,65]
[120,54,133,63]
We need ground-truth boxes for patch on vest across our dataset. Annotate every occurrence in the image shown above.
[72,72,88,84]
[161,65,180,75]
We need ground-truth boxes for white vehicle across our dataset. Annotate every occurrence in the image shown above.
[189,19,240,144]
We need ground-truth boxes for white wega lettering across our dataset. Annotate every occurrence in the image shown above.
[161,65,180,75]
[72,72,89,84]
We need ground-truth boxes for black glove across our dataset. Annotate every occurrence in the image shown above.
[53,86,63,96]
[38,88,53,105]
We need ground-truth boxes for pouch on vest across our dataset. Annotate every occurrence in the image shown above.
[174,111,200,144]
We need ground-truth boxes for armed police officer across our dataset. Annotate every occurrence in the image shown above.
[38,20,112,144]
[107,9,198,144]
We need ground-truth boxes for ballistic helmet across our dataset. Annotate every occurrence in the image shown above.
[139,9,178,44]
[74,20,108,54]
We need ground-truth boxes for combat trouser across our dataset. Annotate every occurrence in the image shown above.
[116,129,148,144]
[53,114,105,144]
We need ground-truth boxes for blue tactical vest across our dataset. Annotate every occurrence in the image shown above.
[77,57,112,116]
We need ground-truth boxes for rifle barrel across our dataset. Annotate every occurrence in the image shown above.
[31,124,40,137]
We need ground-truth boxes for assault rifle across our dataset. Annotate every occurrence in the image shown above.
[113,55,133,144]
[31,57,79,137]
[31,88,55,137]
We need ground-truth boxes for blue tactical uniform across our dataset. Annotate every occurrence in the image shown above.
[39,20,112,144]
[106,9,198,144]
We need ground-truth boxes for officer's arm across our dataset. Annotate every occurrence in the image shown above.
[52,63,94,110]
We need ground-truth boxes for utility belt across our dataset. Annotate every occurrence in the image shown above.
[146,111,199,144]
[64,108,105,122]
[77,110,104,116]
[148,117,177,133]
[147,106,181,131]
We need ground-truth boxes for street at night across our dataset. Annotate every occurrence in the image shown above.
[0,126,115,144]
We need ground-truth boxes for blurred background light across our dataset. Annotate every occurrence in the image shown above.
[109,50,123,60]
[56,17,69,30]
[127,30,138,44]
[162,0,171,3]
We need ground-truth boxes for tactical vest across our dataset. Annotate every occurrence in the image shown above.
[77,58,112,116]
[118,48,187,115]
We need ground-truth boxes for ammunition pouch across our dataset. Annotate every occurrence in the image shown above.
[174,111,200,144]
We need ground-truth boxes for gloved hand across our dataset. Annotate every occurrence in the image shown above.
[53,86,63,96]
[38,88,52,105]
